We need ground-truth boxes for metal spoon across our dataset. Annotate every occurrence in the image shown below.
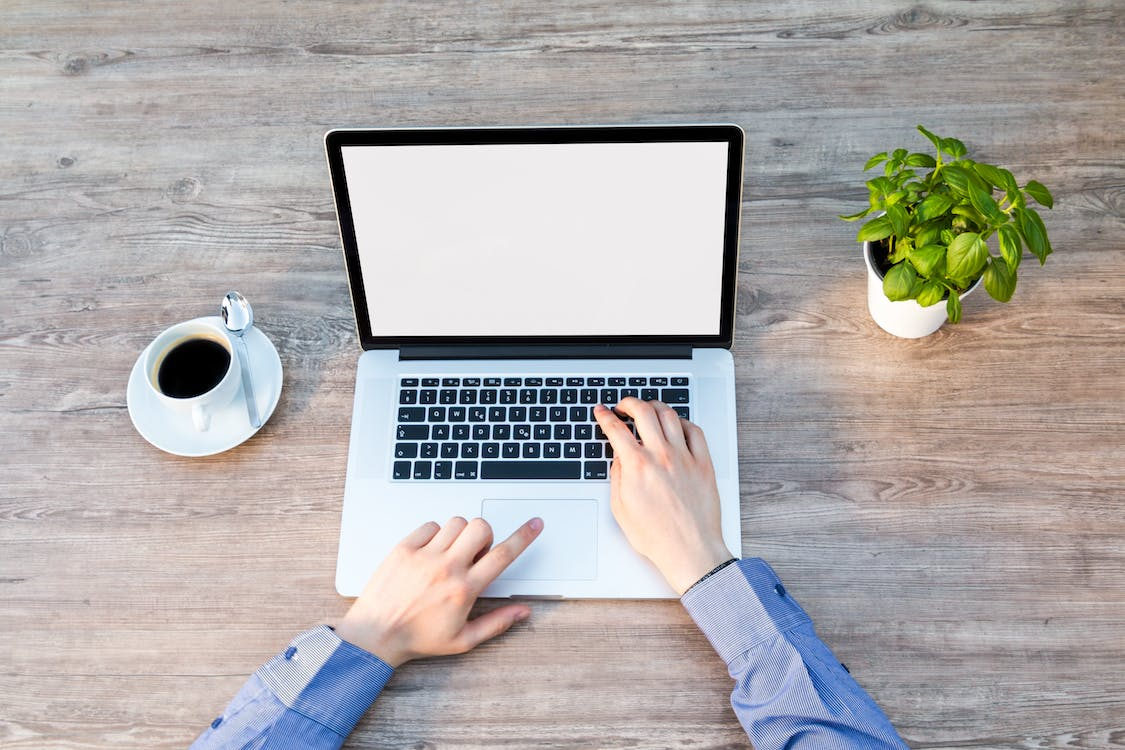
[220,291,261,428]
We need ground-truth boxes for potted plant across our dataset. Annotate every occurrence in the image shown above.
[841,125,1055,338]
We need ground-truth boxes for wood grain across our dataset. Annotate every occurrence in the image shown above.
[1,1,1122,748]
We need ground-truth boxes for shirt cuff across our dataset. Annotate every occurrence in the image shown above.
[681,558,813,665]
[257,625,395,739]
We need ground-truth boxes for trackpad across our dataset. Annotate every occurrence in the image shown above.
[482,499,597,581]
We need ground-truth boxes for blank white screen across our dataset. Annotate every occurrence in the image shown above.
[342,141,729,337]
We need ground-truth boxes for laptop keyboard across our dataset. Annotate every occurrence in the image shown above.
[393,375,690,480]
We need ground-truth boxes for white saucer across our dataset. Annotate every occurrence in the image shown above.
[127,317,283,457]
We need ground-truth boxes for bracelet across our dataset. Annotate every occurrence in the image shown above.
[684,557,739,594]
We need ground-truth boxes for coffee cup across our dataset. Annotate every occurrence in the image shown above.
[143,319,242,432]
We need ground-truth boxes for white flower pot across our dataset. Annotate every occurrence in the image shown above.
[863,241,982,338]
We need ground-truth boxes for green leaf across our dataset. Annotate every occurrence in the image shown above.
[885,204,909,238]
[1024,180,1054,209]
[946,291,963,324]
[839,207,872,222]
[916,280,945,307]
[916,193,956,223]
[856,216,894,243]
[864,152,888,171]
[1016,208,1051,264]
[905,152,937,168]
[866,176,894,195]
[909,244,947,276]
[892,148,908,162]
[941,165,973,196]
[883,262,918,301]
[968,183,1003,223]
[946,232,988,281]
[916,125,942,151]
[941,137,967,158]
[983,256,1017,303]
[998,168,1019,196]
[997,224,1022,270]
[972,163,1007,190]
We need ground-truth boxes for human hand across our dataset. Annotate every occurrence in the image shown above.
[594,399,733,595]
[334,516,543,667]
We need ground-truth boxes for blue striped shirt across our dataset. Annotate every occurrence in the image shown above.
[192,559,906,749]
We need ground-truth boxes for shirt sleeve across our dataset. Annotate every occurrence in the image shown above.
[189,625,395,750]
[681,558,909,750]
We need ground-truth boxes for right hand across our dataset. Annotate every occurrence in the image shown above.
[594,399,734,595]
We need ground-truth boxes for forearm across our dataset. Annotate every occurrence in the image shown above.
[682,559,908,750]
[190,625,394,750]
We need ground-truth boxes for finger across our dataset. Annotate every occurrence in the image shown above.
[449,517,494,564]
[399,520,441,550]
[428,516,469,551]
[650,400,686,446]
[682,419,714,466]
[454,604,531,653]
[612,397,666,449]
[468,517,544,587]
[594,402,641,459]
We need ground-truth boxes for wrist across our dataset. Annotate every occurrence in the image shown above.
[667,544,735,595]
[335,615,405,668]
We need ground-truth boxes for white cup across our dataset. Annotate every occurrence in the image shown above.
[144,319,242,432]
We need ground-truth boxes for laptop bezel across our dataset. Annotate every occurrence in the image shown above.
[325,124,744,351]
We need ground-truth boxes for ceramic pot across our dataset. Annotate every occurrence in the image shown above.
[863,241,982,338]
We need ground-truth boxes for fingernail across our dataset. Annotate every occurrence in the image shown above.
[529,517,544,532]
[515,608,531,622]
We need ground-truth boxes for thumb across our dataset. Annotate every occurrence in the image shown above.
[455,605,531,652]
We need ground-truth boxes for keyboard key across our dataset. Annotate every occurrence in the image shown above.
[434,461,453,479]
[570,406,588,422]
[661,388,690,404]
[584,442,602,459]
[393,461,411,479]
[641,388,658,401]
[481,461,581,480]
[413,461,432,480]
[672,377,689,386]
[480,389,498,404]
[554,424,572,440]
[442,377,461,387]
[452,424,470,440]
[525,377,543,386]
[419,389,437,404]
[561,389,578,403]
[399,390,418,404]
[459,390,477,404]
[514,424,532,440]
[587,377,605,386]
[441,443,458,458]
[421,378,440,387]
[575,424,593,440]
[432,424,450,440]
[502,442,520,458]
[463,378,481,387]
[473,425,490,440]
[673,406,690,419]
[454,461,479,479]
[546,377,563,386]
[530,407,547,422]
[584,461,608,480]
[564,442,582,458]
[401,378,419,387]
[522,443,541,458]
[500,389,518,404]
[483,442,500,458]
[469,407,487,422]
[484,378,502,387]
[544,442,562,458]
[549,406,567,422]
[489,406,507,422]
[448,407,466,422]
[566,377,585,386]
[503,377,522,386]
[650,377,669,386]
[520,389,537,404]
[493,424,511,440]
[600,389,619,404]
[509,406,527,421]
[534,424,551,440]
[580,389,598,404]
[621,388,639,399]
[397,424,428,440]
[628,377,647,386]
[608,377,626,386]
[461,443,479,459]
[398,407,425,423]
[421,442,439,458]
[439,389,457,404]
[427,407,446,422]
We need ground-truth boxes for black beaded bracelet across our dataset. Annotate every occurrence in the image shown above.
[684,557,739,594]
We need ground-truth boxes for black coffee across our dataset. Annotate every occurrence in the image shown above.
[157,338,231,399]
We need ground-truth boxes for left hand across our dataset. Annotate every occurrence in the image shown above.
[334,516,544,667]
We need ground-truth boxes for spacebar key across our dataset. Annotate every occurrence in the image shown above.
[480,461,581,480]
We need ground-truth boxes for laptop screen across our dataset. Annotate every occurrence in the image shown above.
[326,126,743,349]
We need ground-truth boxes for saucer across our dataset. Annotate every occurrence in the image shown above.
[127,316,283,456]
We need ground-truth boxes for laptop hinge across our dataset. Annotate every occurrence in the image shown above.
[398,344,693,360]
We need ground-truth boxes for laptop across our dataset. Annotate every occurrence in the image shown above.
[325,124,744,598]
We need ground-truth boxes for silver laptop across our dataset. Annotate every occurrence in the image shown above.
[326,124,744,598]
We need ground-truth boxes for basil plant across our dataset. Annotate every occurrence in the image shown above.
[841,125,1054,323]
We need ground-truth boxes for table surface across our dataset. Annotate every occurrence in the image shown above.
[2,2,1122,748]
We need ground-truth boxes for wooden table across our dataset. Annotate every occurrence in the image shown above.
[2,2,1122,748]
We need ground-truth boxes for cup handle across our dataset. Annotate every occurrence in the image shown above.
[192,403,211,432]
